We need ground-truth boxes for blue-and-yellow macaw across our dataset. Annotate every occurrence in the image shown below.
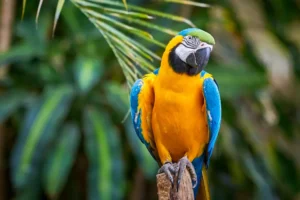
[130,28,221,199]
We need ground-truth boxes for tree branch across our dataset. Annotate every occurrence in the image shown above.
[0,0,16,77]
[157,163,194,200]
[0,0,16,199]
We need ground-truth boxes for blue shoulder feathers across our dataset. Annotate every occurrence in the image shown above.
[202,72,221,167]
[130,68,159,148]
[130,79,146,144]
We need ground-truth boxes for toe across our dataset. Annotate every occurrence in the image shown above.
[158,162,175,185]
[165,169,173,184]
[177,156,198,190]
[192,178,198,188]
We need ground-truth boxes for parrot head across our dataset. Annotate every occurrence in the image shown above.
[166,28,215,76]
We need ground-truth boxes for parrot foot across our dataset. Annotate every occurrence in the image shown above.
[158,162,176,186]
[176,156,197,191]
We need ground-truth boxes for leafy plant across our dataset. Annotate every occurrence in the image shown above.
[2,0,210,199]
[1,0,299,199]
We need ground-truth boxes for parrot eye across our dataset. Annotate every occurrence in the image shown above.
[183,36,200,49]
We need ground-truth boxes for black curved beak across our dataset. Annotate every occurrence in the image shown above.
[186,47,211,71]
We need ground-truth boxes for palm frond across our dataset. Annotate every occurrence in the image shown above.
[163,0,210,8]
[35,0,44,25]
[71,0,200,86]
[122,0,128,10]
[30,0,209,87]
[53,0,66,36]
[22,0,27,19]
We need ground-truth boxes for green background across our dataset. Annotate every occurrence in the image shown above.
[0,0,299,199]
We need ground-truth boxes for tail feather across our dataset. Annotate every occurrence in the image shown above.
[196,167,210,200]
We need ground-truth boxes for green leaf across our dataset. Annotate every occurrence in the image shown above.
[43,123,80,199]
[84,10,160,44]
[101,7,153,19]
[74,0,195,27]
[104,82,129,115]
[91,19,160,60]
[36,0,44,25]
[71,0,197,87]
[0,43,41,66]
[0,90,28,123]
[22,0,27,19]
[124,118,158,178]
[10,85,74,191]
[122,0,128,10]
[163,0,210,8]
[241,151,275,199]
[74,56,103,94]
[108,14,177,36]
[208,65,267,99]
[83,108,125,200]
[104,82,157,178]
[53,0,66,35]
[15,187,41,200]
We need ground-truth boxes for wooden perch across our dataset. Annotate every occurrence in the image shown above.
[157,163,194,200]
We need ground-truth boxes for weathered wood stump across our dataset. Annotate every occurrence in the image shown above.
[156,163,194,200]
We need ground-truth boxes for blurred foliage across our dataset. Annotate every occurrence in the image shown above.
[0,0,300,200]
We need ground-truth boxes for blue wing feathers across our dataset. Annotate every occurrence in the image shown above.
[131,69,220,198]
[203,77,221,166]
[192,73,221,197]
[130,68,159,147]
[192,154,205,197]
[130,79,147,144]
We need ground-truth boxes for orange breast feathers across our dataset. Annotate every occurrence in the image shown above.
[152,71,209,164]
[136,35,210,165]
[151,36,209,164]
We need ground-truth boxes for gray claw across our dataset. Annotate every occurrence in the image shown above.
[176,156,197,191]
[158,162,175,185]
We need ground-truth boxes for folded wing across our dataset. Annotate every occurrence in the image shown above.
[193,71,221,199]
[130,72,158,161]
[202,73,221,166]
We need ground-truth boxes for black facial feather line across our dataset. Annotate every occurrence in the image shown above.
[168,45,202,76]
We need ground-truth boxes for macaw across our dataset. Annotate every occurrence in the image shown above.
[130,28,221,199]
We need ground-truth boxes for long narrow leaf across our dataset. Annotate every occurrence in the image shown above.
[108,14,177,36]
[122,0,128,10]
[104,83,158,178]
[102,8,153,19]
[73,56,103,94]
[84,108,125,200]
[0,90,28,123]
[164,0,210,8]
[115,44,156,72]
[43,123,80,199]
[0,43,41,66]
[92,20,161,60]
[10,85,74,191]
[76,1,152,19]
[36,0,44,25]
[75,0,195,27]
[84,10,166,46]
[98,28,136,85]
[22,0,27,19]
[53,0,66,35]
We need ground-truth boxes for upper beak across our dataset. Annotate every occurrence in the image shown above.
[186,47,211,70]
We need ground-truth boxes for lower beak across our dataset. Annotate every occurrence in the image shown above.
[186,47,211,70]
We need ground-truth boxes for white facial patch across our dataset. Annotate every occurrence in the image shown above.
[175,44,196,63]
[175,36,213,63]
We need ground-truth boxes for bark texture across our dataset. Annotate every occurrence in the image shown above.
[157,164,194,200]
[0,0,16,199]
